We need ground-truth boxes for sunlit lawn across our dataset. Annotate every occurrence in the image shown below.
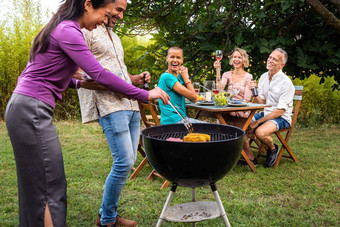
[1,121,339,226]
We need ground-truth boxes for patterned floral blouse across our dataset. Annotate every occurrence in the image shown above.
[221,71,253,118]
[78,25,139,123]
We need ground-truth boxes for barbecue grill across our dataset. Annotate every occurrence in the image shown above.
[142,123,245,226]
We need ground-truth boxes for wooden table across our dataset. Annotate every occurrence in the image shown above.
[186,102,270,172]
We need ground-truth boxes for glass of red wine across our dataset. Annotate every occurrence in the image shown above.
[212,81,220,95]
[193,82,200,93]
[215,50,223,61]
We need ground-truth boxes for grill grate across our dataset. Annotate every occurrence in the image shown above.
[150,132,238,142]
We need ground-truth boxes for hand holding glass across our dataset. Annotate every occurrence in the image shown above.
[215,50,223,61]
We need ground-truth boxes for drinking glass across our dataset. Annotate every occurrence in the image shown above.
[212,81,220,95]
[231,83,244,100]
[203,80,214,91]
[193,82,200,93]
[232,88,240,97]
[215,50,223,61]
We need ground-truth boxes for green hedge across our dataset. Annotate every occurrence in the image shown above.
[292,74,340,126]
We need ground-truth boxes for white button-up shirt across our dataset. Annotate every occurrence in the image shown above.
[258,70,295,125]
[78,25,139,123]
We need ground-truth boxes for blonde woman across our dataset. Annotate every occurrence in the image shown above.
[213,48,256,164]
[214,47,253,118]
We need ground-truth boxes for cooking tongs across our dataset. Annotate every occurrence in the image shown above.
[154,84,193,133]
[168,100,193,133]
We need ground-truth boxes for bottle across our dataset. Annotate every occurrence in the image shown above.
[143,73,150,90]
[251,79,258,97]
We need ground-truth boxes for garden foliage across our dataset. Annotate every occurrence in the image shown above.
[122,0,340,82]
[0,0,45,119]
[292,74,340,126]
[0,0,339,125]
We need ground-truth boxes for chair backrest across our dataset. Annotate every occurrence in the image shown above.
[290,85,303,128]
[138,101,161,127]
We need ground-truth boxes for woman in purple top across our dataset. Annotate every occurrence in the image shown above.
[5,0,169,226]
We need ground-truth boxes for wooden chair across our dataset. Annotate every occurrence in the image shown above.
[129,101,170,189]
[251,85,303,168]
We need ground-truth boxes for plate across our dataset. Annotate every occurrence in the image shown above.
[228,101,248,107]
[197,101,215,106]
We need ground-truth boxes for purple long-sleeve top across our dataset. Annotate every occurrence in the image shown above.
[14,20,149,108]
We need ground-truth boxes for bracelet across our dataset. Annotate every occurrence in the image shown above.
[185,81,191,86]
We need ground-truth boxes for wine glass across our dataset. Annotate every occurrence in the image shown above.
[203,80,214,91]
[212,81,220,95]
[193,82,200,93]
[232,88,240,97]
[231,83,244,100]
[215,50,223,61]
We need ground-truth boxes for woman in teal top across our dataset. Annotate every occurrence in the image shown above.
[158,47,198,124]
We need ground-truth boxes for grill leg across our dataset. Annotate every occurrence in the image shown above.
[210,183,231,227]
[156,183,177,227]
[192,187,196,227]
[192,187,196,202]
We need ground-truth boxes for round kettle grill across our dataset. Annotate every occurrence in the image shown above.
[142,123,244,226]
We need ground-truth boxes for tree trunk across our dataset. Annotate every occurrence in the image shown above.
[305,0,340,34]
[328,0,340,12]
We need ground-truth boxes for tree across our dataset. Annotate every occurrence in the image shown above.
[119,0,340,82]
[305,0,340,34]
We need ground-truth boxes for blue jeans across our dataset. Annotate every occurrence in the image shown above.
[253,112,290,131]
[98,110,140,225]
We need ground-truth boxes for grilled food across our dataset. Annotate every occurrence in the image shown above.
[183,133,210,142]
[166,137,184,142]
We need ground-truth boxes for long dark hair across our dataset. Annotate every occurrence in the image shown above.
[29,0,113,62]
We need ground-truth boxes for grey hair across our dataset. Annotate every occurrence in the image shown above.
[274,48,288,64]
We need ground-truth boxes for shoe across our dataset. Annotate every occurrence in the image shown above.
[116,215,138,227]
[96,214,137,227]
[96,214,101,226]
[96,214,116,227]
[251,158,258,166]
[265,144,279,168]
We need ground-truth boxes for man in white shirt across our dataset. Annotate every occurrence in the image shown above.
[77,0,143,226]
[249,48,295,168]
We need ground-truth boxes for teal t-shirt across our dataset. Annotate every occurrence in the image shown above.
[158,72,187,125]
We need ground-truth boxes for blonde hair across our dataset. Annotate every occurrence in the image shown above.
[229,48,250,68]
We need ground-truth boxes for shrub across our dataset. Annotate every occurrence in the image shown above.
[292,74,340,126]
[0,0,46,119]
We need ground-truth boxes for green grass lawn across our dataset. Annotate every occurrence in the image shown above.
[1,121,339,226]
